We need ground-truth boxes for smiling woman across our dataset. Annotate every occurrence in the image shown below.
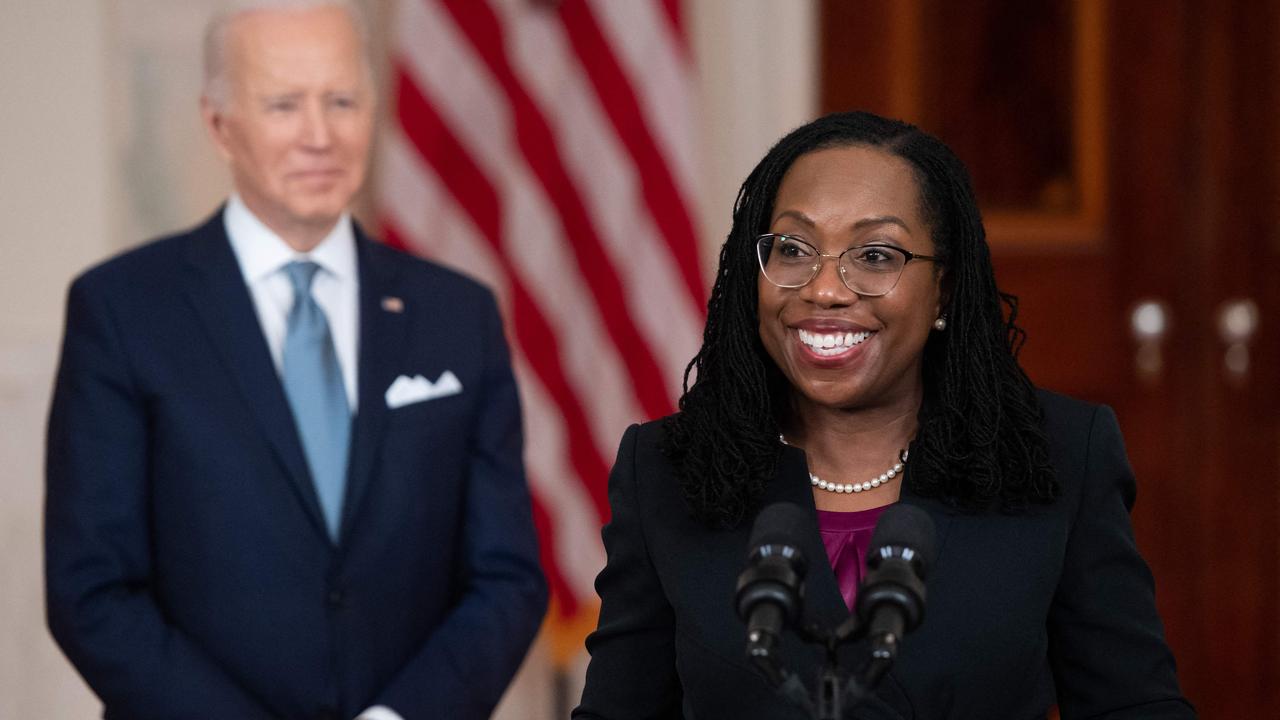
[574,111,1195,719]
[756,145,943,499]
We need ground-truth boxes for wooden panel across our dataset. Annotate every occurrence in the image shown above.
[821,0,1107,250]
[987,254,1125,399]
[1103,2,1207,711]
[819,0,900,115]
[821,0,1116,398]
[920,0,1075,213]
[1192,0,1280,711]
[820,0,1280,714]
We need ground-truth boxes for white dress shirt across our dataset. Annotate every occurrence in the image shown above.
[224,194,360,411]
[225,197,402,720]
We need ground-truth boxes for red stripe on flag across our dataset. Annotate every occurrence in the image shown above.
[381,224,411,253]
[530,491,579,619]
[439,0,676,422]
[660,0,686,50]
[558,0,704,314]
[393,67,612,521]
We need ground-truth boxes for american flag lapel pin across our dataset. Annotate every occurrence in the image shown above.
[381,296,405,313]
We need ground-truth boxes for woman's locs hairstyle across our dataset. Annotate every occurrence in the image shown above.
[663,111,1057,530]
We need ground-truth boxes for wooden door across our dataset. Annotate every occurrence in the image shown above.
[820,1,1279,715]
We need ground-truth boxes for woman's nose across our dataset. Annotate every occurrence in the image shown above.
[799,255,856,307]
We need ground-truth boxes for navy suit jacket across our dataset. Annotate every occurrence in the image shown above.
[575,391,1193,719]
[46,210,548,720]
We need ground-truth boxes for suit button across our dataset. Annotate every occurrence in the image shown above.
[327,589,344,608]
[317,706,338,720]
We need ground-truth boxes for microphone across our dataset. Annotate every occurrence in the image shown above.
[735,502,809,686]
[855,503,936,661]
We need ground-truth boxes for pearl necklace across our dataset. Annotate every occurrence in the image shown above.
[779,434,909,494]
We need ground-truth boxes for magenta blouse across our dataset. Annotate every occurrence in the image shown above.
[816,505,890,611]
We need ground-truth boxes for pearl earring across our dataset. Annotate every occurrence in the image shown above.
[933,316,948,331]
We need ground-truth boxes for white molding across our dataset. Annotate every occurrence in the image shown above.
[690,0,819,274]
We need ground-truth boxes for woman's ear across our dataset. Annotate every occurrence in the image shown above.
[934,267,952,319]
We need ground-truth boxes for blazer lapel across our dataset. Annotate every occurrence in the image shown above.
[766,445,858,630]
[180,210,330,540]
[181,210,330,540]
[338,230,409,541]
[896,453,955,573]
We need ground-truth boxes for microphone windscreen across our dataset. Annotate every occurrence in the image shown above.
[867,503,938,569]
[748,502,810,551]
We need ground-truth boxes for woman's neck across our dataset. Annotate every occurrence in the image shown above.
[784,393,922,511]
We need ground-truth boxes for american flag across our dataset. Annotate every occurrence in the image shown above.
[376,0,705,663]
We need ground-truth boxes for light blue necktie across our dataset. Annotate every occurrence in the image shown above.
[281,261,351,542]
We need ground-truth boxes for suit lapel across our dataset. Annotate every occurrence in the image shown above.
[180,210,330,540]
[765,446,853,630]
[896,452,955,572]
[339,230,409,541]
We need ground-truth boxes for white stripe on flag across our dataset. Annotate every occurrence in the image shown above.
[397,0,645,458]
[517,354,609,599]
[491,0,702,397]
[381,0,704,620]
[585,0,700,204]
[379,134,605,598]
[376,127,509,305]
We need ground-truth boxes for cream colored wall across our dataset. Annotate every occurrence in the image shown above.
[0,3,113,345]
[0,2,816,716]
[690,0,818,271]
[0,1,113,717]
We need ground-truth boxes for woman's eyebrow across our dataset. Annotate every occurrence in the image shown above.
[853,215,911,232]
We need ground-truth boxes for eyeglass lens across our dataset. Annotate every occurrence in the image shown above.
[756,235,907,296]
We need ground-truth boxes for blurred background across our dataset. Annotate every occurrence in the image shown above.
[1,1,1275,718]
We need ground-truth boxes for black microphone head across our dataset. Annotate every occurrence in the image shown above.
[736,502,809,625]
[747,502,810,560]
[866,503,937,577]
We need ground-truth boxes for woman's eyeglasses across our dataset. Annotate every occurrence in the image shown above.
[755,233,938,297]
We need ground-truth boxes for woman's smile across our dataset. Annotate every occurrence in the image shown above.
[792,323,876,367]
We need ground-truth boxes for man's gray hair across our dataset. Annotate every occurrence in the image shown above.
[202,0,372,110]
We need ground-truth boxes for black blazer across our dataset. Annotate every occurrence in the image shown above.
[575,390,1193,719]
[46,211,547,720]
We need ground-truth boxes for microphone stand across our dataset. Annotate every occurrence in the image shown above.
[818,614,889,720]
[826,613,897,717]
[750,612,896,720]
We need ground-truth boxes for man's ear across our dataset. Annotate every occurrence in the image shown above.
[200,95,234,163]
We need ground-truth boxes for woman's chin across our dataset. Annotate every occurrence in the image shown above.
[790,379,872,414]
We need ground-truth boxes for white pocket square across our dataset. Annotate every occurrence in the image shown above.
[384,371,463,409]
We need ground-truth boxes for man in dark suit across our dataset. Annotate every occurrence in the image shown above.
[44,3,546,719]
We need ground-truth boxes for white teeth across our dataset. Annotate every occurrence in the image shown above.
[797,329,873,355]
